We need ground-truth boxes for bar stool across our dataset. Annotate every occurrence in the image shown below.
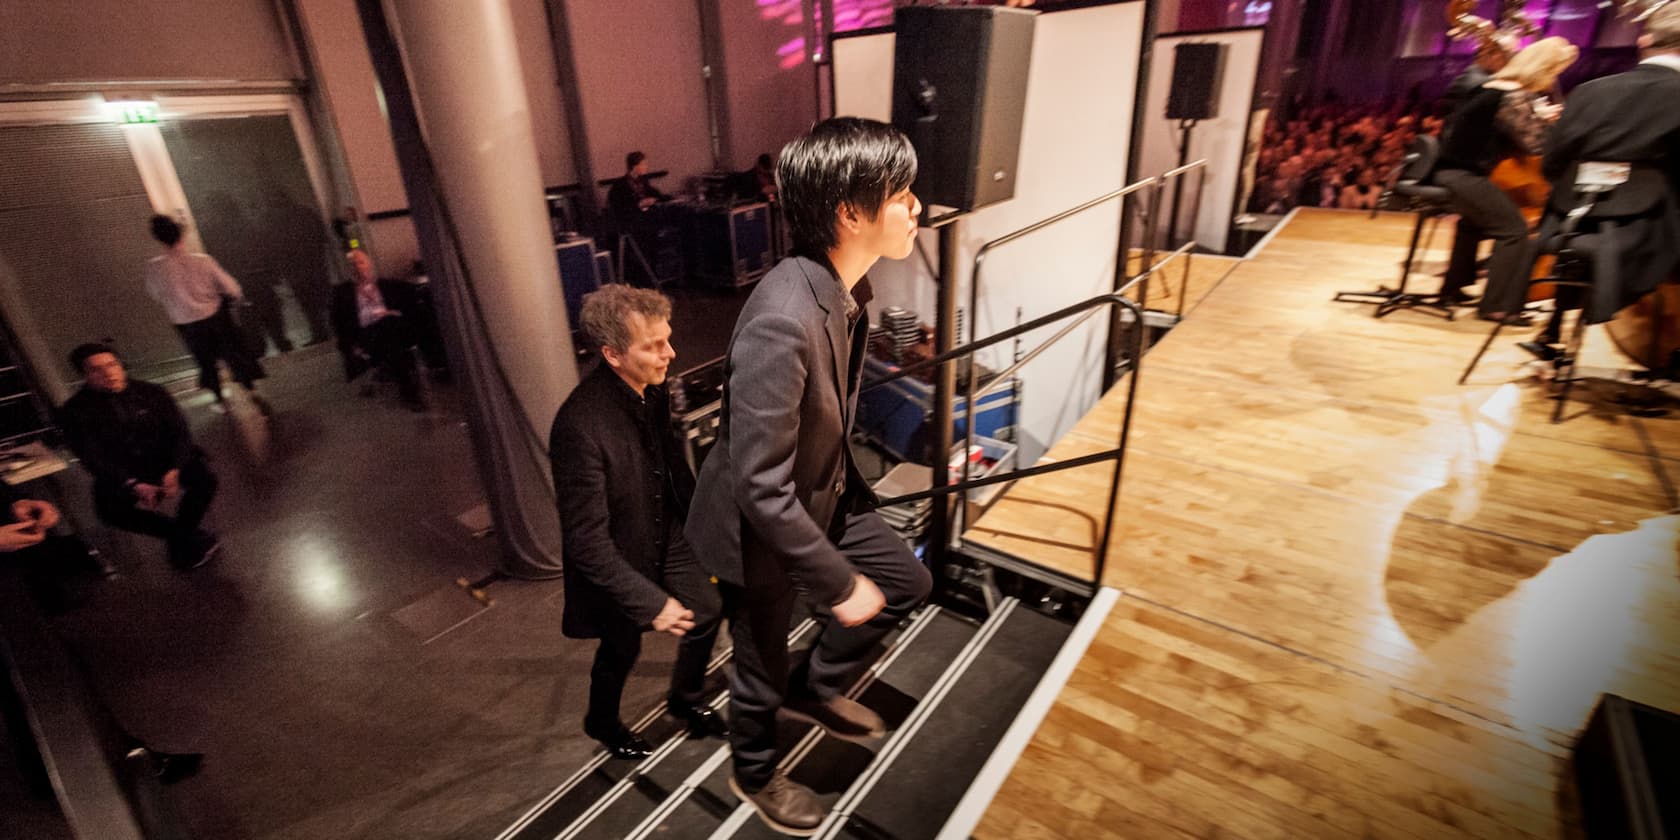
[1335,135,1458,320]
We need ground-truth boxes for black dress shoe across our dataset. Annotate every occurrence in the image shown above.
[1479,311,1535,326]
[587,727,652,759]
[673,705,731,738]
[149,751,203,785]
[1518,340,1561,361]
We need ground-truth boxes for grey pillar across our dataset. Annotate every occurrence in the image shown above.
[374,0,576,577]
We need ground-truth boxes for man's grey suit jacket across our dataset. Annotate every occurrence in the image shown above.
[685,255,875,608]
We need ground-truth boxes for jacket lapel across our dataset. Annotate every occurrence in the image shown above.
[796,258,849,422]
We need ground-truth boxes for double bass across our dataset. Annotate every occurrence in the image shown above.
[1445,0,1680,374]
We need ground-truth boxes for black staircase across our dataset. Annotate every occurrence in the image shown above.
[492,579,1088,840]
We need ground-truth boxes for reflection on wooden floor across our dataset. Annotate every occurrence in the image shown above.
[970,208,1680,838]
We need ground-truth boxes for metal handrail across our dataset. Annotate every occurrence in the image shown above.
[872,291,1147,590]
[866,161,1211,591]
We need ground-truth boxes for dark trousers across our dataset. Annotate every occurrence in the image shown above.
[725,510,932,790]
[92,456,218,546]
[361,315,421,403]
[175,307,263,398]
[1435,169,1538,318]
[584,547,723,735]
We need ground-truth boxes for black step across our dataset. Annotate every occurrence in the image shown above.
[632,606,980,840]
[827,603,1075,839]
[497,616,816,840]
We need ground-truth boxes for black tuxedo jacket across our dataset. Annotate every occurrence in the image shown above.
[1541,62,1680,320]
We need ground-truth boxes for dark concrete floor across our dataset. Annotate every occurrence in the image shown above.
[30,344,696,840]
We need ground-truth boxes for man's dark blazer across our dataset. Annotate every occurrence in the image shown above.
[685,256,876,609]
[549,362,696,639]
[58,381,195,491]
[1541,62,1680,322]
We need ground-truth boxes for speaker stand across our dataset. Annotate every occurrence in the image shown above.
[1166,119,1198,248]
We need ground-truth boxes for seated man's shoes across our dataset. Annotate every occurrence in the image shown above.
[729,772,824,836]
[168,531,219,571]
[1439,290,1481,308]
[782,692,884,744]
[148,750,204,785]
[1519,340,1562,362]
[585,724,652,759]
[672,704,730,738]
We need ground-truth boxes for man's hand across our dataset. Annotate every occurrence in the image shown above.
[638,197,657,210]
[831,574,885,628]
[9,499,59,533]
[161,469,182,500]
[0,521,46,553]
[133,483,163,510]
[651,597,696,637]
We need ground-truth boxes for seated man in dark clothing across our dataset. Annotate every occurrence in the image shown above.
[606,150,671,224]
[605,151,673,285]
[733,153,778,203]
[58,344,220,570]
[331,249,424,410]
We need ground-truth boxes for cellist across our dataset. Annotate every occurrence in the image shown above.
[1433,37,1578,322]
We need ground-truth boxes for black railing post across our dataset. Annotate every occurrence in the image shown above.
[926,219,963,569]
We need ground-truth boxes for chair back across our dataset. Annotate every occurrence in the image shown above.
[1374,134,1443,215]
[1398,135,1441,185]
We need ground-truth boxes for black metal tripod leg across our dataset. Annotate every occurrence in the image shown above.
[1460,319,1506,385]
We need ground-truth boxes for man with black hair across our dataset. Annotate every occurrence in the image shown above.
[142,214,267,414]
[549,285,727,759]
[58,344,221,570]
[686,117,933,835]
[606,150,670,222]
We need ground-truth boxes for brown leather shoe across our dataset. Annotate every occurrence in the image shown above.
[783,693,885,743]
[729,772,824,836]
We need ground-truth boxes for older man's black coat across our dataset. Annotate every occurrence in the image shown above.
[549,362,696,639]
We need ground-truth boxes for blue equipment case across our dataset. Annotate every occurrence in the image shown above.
[555,236,601,326]
[856,356,1020,462]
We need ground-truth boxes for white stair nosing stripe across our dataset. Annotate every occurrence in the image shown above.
[491,618,816,840]
[933,587,1122,840]
[705,604,947,839]
[704,806,756,840]
[813,598,1022,839]
[621,743,735,840]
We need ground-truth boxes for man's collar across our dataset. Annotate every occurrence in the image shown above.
[595,360,649,405]
[1640,54,1680,74]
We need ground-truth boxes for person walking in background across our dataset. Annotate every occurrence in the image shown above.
[142,215,269,415]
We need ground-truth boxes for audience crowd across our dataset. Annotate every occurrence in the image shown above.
[1247,102,1446,214]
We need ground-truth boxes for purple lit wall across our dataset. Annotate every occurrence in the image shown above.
[755,0,896,71]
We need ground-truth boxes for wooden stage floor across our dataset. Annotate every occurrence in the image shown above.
[968,208,1680,838]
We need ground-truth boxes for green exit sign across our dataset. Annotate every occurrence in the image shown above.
[106,101,159,124]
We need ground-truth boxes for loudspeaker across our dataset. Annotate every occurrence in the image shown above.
[1166,42,1225,121]
[1572,694,1679,839]
[892,6,1036,211]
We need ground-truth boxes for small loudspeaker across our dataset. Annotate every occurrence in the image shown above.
[1166,42,1225,121]
[892,6,1037,211]
[1573,694,1679,839]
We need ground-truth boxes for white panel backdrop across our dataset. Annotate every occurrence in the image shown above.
[1137,28,1264,254]
[829,2,1145,461]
